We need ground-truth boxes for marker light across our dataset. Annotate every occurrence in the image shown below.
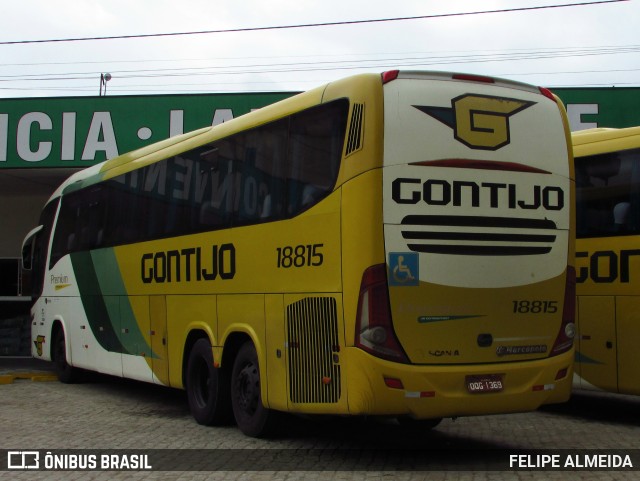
[550,266,576,356]
[382,70,400,84]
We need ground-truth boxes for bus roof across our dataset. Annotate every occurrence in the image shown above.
[48,70,556,202]
[572,126,640,158]
[49,81,335,201]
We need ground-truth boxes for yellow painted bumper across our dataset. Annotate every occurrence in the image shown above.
[341,347,573,418]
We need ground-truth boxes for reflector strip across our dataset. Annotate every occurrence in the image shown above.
[405,391,436,398]
[532,384,555,391]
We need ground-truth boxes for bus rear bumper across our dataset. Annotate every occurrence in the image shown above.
[342,347,573,419]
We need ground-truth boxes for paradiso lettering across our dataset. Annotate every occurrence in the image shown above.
[391,178,564,211]
[141,244,236,283]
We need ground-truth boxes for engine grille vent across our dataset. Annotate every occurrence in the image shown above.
[286,297,341,404]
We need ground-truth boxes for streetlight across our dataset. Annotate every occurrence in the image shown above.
[99,73,112,96]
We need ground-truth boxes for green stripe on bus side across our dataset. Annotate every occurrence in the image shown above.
[91,249,156,358]
[70,250,156,358]
[70,251,125,353]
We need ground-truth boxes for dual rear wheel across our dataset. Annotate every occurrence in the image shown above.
[185,338,232,426]
[186,339,278,437]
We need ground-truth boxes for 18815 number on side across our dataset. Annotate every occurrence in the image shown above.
[276,244,324,268]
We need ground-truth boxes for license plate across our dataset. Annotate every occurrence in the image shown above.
[466,374,504,393]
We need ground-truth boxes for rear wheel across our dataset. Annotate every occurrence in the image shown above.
[52,328,79,383]
[231,341,279,437]
[186,338,232,425]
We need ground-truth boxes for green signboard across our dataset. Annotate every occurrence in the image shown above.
[1,88,638,169]
[0,93,294,168]
[553,87,640,131]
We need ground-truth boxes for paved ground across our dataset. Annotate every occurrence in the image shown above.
[1,357,639,480]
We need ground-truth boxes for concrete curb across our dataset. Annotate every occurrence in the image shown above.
[0,371,59,384]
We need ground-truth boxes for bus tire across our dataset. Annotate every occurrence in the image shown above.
[186,338,233,426]
[52,328,80,383]
[231,341,278,437]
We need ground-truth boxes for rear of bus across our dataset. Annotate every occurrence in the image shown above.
[345,71,575,419]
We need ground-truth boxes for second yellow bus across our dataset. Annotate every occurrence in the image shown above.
[573,126,640,396]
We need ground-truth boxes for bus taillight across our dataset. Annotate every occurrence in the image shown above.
[538,87,557,102]
[382,70,400,84]
[452,73,495,84]
[355,264,409,363]
[550,266,576,356]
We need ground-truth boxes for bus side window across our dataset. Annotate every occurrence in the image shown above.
[233,120,288,226]
[286,100,348,216]
[50,197,76,267]
[576,149,640,238]
[31,198,59,293]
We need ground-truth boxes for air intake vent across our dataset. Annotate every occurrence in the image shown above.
[345,103,364,156]
[286,297,341,404]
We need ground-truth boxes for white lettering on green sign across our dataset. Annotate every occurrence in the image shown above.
[0,107,246,166]
[567,103,599,131]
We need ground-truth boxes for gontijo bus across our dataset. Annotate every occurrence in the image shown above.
[572,126,640,395]
[21,70,576,437]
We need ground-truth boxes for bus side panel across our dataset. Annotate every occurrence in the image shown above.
[264,294,287,411]
[616,296,640,395]
[575,234,640,395]
[575,296,617,392]
[217,294,266,393]
[150,295,170,386]
[37,255,87,367]
[44,254,128,378]
[122,295,153,383]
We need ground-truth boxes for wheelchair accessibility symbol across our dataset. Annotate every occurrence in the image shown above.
[388,252,419,286]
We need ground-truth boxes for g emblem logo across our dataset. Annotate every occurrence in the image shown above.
[414,94,535,151]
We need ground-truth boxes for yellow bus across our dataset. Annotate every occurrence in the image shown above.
[572,126,640,395]
[22,70,576,437]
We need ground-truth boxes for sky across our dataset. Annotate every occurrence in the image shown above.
[0,0,638,98]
